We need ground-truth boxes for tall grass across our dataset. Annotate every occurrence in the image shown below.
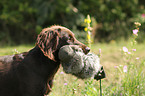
[0,21,145,95]
[107,22,145,96]
[51,21,145,96]
[82,22,145,96]
[0,43,144,96]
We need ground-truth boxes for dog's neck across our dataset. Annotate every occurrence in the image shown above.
[29,46,61,75]
[32,46,60,62]
[27,46,61,94]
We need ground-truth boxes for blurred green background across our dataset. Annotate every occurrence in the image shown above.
[0,1,145,95]
[0,0,145,45]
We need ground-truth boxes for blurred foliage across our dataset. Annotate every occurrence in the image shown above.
[0,0,37,45]
[0,0,145,45]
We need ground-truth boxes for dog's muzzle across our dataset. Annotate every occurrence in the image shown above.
[94,66,106,80]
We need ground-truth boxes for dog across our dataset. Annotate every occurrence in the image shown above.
[0,25,90,96]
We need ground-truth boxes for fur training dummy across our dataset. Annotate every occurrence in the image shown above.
[58,45,105,80]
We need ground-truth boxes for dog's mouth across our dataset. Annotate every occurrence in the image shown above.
[73,39,90,54]
[67,45,90,54]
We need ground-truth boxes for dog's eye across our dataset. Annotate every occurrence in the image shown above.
[69,35,72,39]
[68,37,71,40]
[68,35,74,41]
[66,37,71,41]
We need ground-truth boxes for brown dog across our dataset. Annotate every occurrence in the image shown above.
[0,26,90,96]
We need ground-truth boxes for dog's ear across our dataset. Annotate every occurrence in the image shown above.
[36,29,59,61]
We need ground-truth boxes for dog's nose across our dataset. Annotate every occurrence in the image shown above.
[85,47,90,54]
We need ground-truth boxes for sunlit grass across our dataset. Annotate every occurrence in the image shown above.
[50,41,145,96]
[0,45,33,56]
[0,42,145,96]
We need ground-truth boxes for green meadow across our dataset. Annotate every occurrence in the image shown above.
[1,0,145,96]
[0,41,145,96]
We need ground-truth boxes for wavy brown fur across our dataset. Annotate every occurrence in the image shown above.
[0,25,90,96]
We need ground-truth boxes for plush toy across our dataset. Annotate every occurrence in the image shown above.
[58,45,105,80]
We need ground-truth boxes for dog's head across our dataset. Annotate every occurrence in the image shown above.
[36,25,90,61]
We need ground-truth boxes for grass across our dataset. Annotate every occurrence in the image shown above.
[0,45,33,56]
[0,41,145,96]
